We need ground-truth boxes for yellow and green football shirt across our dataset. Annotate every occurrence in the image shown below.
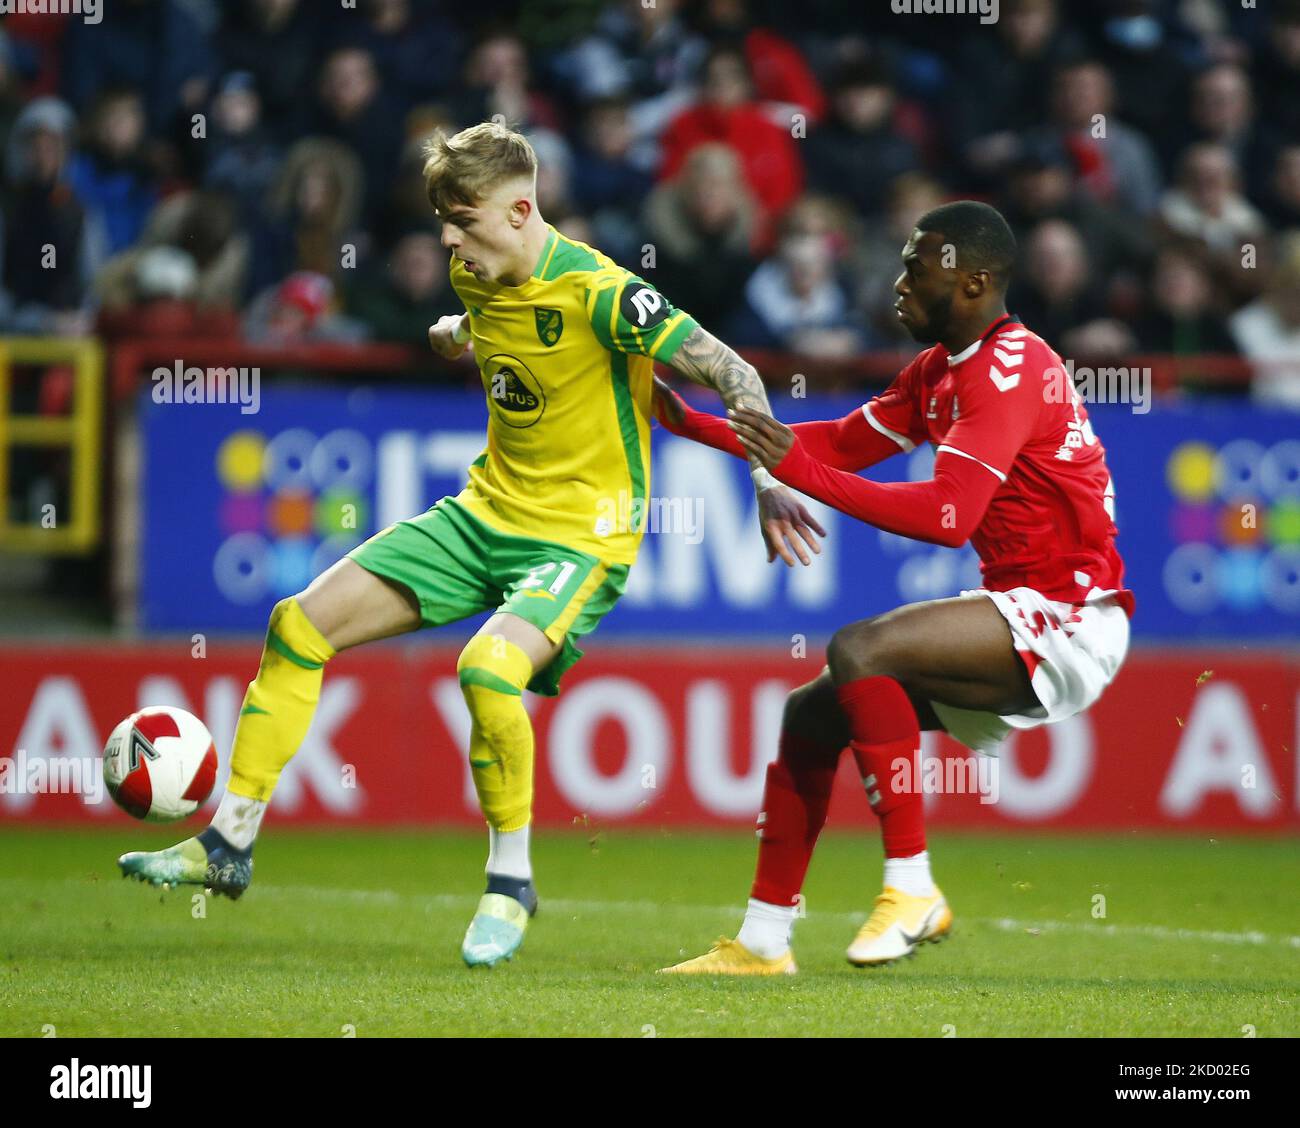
[449,224,698,565]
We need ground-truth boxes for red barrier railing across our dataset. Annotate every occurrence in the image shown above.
[105,337,1283,402]
[108,338,424,402]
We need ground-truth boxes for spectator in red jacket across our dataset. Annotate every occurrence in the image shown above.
[695,0,826,125]
[658,43,804,249]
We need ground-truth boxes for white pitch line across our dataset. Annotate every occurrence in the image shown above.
[255,883,1300,949]
[985,916,1300,949]
[11,876,1293,949]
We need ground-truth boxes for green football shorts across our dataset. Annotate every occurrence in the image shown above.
[346,496,629,696]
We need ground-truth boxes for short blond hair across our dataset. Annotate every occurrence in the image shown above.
[421,121,537,214]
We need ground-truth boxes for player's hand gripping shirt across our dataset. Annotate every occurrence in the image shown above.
[450,225,698,564]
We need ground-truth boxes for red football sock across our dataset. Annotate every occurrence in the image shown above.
[835,675,926,859]
[750,732,839,907]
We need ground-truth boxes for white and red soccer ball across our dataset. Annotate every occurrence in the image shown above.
[103,706,218,823]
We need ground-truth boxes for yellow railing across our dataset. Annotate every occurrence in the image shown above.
[0,337,103,553]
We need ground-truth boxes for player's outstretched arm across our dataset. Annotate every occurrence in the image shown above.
[667,326,772,415]
[653,375,905,472]
[728,407,1001,548]
[664,328,826,567]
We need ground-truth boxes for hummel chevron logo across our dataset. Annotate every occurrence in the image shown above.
[993,348,1024,367]
[988,365,1020,391]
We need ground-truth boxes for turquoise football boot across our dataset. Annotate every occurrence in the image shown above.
[117,827,253,900]
[461,876,539,968]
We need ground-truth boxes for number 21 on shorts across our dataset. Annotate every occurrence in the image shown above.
[519,561,578,595]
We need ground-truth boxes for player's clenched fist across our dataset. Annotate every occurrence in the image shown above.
[428,313,472,359]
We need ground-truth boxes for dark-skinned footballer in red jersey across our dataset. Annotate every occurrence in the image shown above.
[657,200,1134,975]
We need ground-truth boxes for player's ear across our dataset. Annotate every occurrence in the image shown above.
[509,195,532,229]
[965,270,989,298]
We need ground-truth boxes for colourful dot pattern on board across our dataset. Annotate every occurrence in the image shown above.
[1162,440,1300,615]
[212,429,372,604]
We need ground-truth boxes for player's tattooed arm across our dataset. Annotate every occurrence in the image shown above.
[667,327,825,567]
[667,326,773,417]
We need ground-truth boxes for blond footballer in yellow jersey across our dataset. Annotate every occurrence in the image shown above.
[447,224,698,565]
[117,121,824,969]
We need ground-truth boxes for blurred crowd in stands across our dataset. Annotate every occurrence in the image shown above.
[2,0,1299,403]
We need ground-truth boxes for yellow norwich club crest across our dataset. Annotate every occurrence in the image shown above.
[534,307,563,347]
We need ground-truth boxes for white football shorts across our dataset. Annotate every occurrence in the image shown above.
[929,586,1131,754]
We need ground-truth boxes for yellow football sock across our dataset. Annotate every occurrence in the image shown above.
[227,598,336,801]
[457,633,535,833]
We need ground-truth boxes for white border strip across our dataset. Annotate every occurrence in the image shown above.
[862,402,917,452]
[937,442,1006,482]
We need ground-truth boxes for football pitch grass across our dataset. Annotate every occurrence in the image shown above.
[2,827,1296,1038]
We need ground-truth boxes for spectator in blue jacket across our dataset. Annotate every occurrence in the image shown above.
[66,85,158,255]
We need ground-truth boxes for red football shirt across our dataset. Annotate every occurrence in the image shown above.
[858,316,1134,614]
[657,315,1135,616]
